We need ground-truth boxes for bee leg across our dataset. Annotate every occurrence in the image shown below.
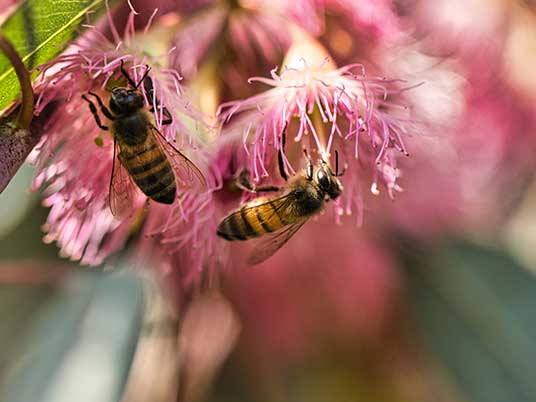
[161,107,172,125]
[87,91,115,120]
[144,74,155,102]
[144,74,173,125]
[149,106,173,125]
[236,170,281,193]
[150,106,172,125]
[82,94,108,131]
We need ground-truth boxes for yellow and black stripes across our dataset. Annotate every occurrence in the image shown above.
[127,151,166,175]
[255,207,272,233]
[120,140,176,204]
[217,197,294,241]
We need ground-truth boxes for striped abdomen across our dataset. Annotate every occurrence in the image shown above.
[119,135,176,204]
[217,196,298,241]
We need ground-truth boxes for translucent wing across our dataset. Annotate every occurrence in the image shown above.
[247,218,308,265]
[151,126,207,192]
[109,140,137,217]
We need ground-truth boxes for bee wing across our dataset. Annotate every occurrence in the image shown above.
[247,218,308,265]
[151,126,207,191]
[109,140,138,217]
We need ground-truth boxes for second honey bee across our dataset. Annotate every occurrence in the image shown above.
[217,140,345,265]
[82,61,205,217]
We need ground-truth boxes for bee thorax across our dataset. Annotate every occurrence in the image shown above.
[113,114,150,146]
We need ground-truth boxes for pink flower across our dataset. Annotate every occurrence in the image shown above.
[366,6,536,237]
[217,33,420,224]
[169,0,321,82]
[0,1,18,21]
[322,0,402,40]
[224,223,400,361]
[170,7,228,79]
[405,0,507,84]
[29,9,214,272]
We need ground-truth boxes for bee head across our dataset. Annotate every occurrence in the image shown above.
[109,87,144,115]
[315,163,343,200]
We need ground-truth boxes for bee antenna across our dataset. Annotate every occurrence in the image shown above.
[336,154,347,177]
[278,124,289,181]
[136,65,151,89]
[281,122,287,149]
[303,149,313,181]
[120,59,137,88]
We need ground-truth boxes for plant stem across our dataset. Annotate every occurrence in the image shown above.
[0,31,34,129]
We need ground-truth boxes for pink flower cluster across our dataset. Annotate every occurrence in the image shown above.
[29,6,221,272]
[21,0,418,277]
[4,0,532,298]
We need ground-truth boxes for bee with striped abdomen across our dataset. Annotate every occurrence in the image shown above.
[217,136,345,265]
[82,61,205,217]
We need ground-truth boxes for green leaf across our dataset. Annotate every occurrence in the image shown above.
[0,0,104,113]
[405,240,536,402]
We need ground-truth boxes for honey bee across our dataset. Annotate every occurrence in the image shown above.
[217,138,345,265]
[82,61,205,217]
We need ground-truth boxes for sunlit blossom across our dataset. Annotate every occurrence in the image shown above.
[217,36,420,223]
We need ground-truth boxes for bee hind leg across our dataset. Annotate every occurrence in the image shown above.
[82,94,108,131]
[236,170,281,193]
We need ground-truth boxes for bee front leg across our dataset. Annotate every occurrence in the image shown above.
[236,170,281,193]
[144,75,173,125]
[82,94,108,131]
[161,107,172,125]
[149,105,172,125]
[87,91,115,121]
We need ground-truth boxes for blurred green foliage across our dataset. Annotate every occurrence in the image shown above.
[406,240,536,402]
[0,166,143,402]
[0,269,144,402]
[0,164,38,243]
[0,202,57,261]
[0,0,104,113]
